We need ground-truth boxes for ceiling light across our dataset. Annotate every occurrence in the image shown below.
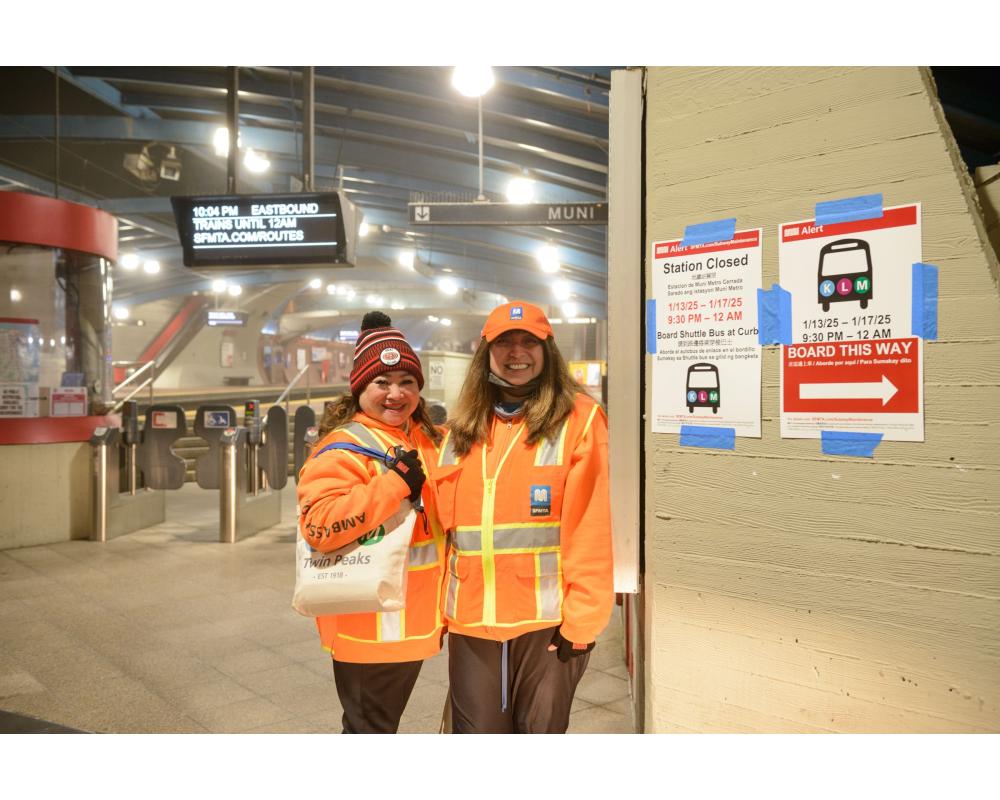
[120,253,140,271]
[552,280,571,301]
[326,284,337,295]
[506,177,535,204]
[60,335,66,345]
[561,301,579,319]
[391,301,405,310]
[359,221,370,238]
[537,245,560,274]
[309,278,322,289]
[243,148,270,173]
[9,288,22,302]
[213,127,242,157]
[113,305,129,320]
[438,277,459,296]
[346,288,356,300]
[452,66,495,98]
[428,315,440,323]
[212,279,227,294]
[440,317,453,327]
[382,224,391,233]
[227,284,242,297]
[366,294,379,305]
[398,250,415,270]
[143,259,160,274]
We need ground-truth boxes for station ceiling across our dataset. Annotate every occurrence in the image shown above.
[0,65,614,333]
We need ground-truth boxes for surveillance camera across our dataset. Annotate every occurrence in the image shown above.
[159,158,182,182]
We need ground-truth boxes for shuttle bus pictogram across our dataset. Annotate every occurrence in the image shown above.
[817,238,873,312]
[685,363,721,414]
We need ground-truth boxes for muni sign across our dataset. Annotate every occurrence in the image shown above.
[407,202,608,226]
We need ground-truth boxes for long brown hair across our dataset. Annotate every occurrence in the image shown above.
[317,394,443,446]
[448,336,582,457]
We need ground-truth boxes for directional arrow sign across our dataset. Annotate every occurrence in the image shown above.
[799,375,898,406]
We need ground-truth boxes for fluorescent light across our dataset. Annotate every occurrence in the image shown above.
[552,279,571,301]
[506,177,535,204]
[227,284,242,297]
[9,288,21,302]
[326,284,337,295]
[143,259,160,274]
[113,305,130,320]
[243,148,270,173]
[440,317,453,327]
[428,315,440,323]
[452,66,495,98]
[398,250,415,270]
[438,277,459,296]
[537,245,560,274]
[359,221,370,238]
[346,288,356,300]
[212,279,227,294]
[391,301,405,310]
[561,301,578,319]
[120,253,140,271]
[309,278,322,289]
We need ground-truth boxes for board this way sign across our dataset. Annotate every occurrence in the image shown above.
[650,228,762,437]
[778,204,923,441]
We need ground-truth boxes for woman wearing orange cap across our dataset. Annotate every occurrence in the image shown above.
[297,311,446,733]
[433,300,614,733]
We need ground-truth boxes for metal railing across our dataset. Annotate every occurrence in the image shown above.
[111,360,156,414]
[275,363,311,418]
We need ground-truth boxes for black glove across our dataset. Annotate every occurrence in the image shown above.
[389,448,425,502]
[549,629,595,662]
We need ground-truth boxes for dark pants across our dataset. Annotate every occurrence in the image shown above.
[449,627,590,734]
[332,658,422,734]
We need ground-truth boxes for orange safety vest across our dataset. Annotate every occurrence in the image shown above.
[433,393,613,644]
[297,413,446,663]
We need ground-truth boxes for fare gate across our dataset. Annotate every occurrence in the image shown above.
[90,400,313,543]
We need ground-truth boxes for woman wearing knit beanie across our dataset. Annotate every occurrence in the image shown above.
[297,311,446,733]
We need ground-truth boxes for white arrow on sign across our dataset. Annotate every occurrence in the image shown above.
[799,375,899,406]
[415,206,430,222]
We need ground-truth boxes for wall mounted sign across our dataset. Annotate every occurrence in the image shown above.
[650,229,763,437]
[407,202,608,226]
[778,204,923,441]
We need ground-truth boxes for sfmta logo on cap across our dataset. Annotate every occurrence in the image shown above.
[380,348,401,366]
[510,305,524,321]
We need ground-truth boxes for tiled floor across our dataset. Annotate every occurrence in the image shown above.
[0,482,634,734]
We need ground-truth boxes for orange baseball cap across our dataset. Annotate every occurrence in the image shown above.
[481,300,554,343]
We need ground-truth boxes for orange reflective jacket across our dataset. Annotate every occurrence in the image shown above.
[434,393,613,644]
[297,413,446,663]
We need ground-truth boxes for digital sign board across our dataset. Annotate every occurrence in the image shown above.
[171,192,357,269]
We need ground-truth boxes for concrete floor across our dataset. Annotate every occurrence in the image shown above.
[0,482,634,734]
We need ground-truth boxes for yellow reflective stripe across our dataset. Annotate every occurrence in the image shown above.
[336,628,441,644]
[342,423,389,474]
[480,423,525,626]
[438,430,459,466]
[580,403,600,440]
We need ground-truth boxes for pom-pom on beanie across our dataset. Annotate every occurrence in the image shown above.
[349,311,424,396]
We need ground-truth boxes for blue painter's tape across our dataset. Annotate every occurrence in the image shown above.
[757,284,793,345]
[911,262,939,340]
[680,425,736,450]
[646,298,657,354]
[681,218,737,248]
[820,431,884,458]
[814,193,884,226]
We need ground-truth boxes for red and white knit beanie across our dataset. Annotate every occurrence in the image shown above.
[349,311,424,396]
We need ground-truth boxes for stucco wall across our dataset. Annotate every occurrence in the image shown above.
[643,67,1000,732]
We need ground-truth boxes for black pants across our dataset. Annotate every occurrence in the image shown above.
[449,627,590,734]
[332,658,422,734]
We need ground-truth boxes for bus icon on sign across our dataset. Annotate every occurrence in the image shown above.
[818,238,873,312]
[685,363,721,414]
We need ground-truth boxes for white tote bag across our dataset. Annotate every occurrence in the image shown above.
[292,502,415,617]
